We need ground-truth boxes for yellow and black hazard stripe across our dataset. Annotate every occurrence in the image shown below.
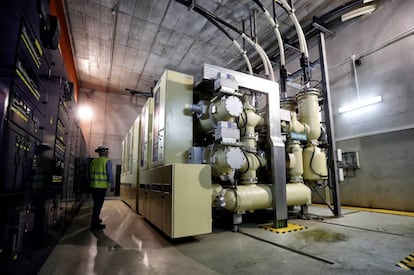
[396,252,414,270]
[259,223,307,234]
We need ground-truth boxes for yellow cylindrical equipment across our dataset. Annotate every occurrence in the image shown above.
[211,183,223,199]
[198,95,243,133]
[222,183,311,212]
[238,101,261,132]
[240,152,266,184]
[296,89,321,141]
[223,184,272,212]
[238,99,261,151]
[287,142,303,182]
[198,117,214,133]
[290,111,309,134]
[214,95,243,121]
[303,143,328,180]
[286,183,312,206]
[212,147,245,176]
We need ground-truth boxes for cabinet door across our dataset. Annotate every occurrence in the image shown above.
[144,189,151,218]
[162,183,172,236]
[172,164,212,238]
[137,184,146,215]
[149,184,163,229]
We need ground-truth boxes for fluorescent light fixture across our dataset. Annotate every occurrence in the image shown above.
[341,4,376,22]
[338,95,382,114]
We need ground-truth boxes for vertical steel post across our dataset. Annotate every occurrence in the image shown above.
[318,32,341,217]
[271,143,288,228]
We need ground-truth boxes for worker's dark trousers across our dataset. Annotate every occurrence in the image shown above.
[91,188,107,226]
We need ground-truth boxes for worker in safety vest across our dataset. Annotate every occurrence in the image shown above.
[89,145,114,230]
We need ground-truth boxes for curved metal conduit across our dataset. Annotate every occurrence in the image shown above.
[252,0,288,97]
[275,0,311,85]
[195,10,253,75]
[196,4,274,81]
[175,0,274,81]
[193,6,253,75]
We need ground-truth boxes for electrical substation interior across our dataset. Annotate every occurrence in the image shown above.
[1,0,414,274]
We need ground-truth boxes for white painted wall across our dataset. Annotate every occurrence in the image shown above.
[77,89,145,166]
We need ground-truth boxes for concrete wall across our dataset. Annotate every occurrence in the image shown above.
[337,128,414,211]
[78,89,144,167]
[309,0,414,211]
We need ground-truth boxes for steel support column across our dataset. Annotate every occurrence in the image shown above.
[317,33,341,217]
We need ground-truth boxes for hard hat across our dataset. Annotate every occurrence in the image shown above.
[95,145,109,153]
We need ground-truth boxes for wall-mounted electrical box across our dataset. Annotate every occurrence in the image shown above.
[339,150,360,178]
[342,150,360,169]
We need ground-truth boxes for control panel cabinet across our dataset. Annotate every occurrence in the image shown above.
[36,78,71,188]
[120,116,140,211]
[151,71,193,167]
[0,1,87,272]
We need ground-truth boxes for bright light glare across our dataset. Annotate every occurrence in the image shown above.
[338,96,382,114]
[78,105,93,120]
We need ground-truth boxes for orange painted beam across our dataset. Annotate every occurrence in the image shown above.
[49,0,79,102]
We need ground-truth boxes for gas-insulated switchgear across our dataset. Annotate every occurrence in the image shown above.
[123,64,330,238]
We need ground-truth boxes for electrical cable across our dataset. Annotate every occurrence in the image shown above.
[312,185,336,213]
[252,152,265,168]
[175,0,274,80]
[173,1,253,74]
[309,144,328,178]
[240,110,248,136]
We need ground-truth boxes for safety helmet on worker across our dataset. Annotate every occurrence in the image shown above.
[95,145,109,154]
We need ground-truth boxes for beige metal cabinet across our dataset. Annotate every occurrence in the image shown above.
[151,71,193,168]
[139,163,212,238]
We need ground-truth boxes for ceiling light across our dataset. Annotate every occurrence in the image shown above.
[78,105,93,120]
[341,4,376,22]
[338,95,382,113]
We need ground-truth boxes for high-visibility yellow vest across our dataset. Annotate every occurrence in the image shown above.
[90,157,110,189]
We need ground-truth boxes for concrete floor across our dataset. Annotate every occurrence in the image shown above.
[39,199,414,274]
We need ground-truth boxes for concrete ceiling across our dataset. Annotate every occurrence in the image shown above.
[64,0,358,96]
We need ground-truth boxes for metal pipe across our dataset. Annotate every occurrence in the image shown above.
[233,41,253,75]
[241,33,273,80]
[221,183,311,212]
[275,0,311,84]
[188,3,254,75]
[174,0,254,75]
[252,0,287,96]
[275,0,308,57]
[351,55,360,101]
